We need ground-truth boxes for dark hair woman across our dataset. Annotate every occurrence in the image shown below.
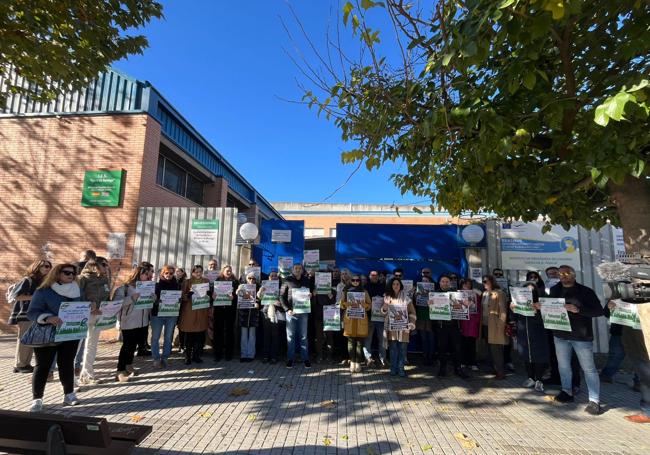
[151,265,182,368]
[27,263,82,411]
[8,259,52,374]
[212,265,239,362]
[381,278,416,377]
[459,278,481,371]
[179,265,210,364]
[340,275,371,373]
[113,264,153,382]
[481,275,509,380]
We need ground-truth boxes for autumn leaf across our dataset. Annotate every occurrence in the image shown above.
[321,400,337,409]
[130,415,144,423]
[341,435,349,440]
[199,412,212,419]
[230,386,250,397]
[544,395,556,402]
[247,415,257,422]
[421,443,433,451]
[454,433,479,449]
[323,437,333,446]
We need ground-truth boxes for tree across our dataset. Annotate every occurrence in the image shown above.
[0,0,163,105]
[303,0,649,255]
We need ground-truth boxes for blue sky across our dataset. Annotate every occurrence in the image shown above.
[115,0,419,205]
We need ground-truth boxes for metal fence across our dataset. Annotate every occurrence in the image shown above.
[132,207,241,273]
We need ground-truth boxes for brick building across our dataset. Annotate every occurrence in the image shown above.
[0,69,280,328]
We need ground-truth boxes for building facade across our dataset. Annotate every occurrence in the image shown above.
[0,69,280,327]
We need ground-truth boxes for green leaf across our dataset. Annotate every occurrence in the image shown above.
[544,0,565,20]
[352,14,360,31]
[631,160,646,178]
[590,168,601,181]
[498,0,517,8]
[594,104,609,126]
[343,2,354,25]
[442,52,454,67]
[628,80,649,92]
[361,0,377,10]
[523,73,536,90]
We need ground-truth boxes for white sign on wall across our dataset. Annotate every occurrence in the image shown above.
[189,219,220,256]
[500,221,581,271]
[107,233,126,259]
[613,227,627,259]
[271,230,292,243]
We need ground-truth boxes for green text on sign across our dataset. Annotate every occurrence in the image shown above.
[192,219,220,230]
[81,170,124,207]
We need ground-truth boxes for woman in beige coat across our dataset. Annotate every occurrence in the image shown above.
[481,275,509,379]
[340,275,371,373]
[179,265,210,365]
[381,278,416,377]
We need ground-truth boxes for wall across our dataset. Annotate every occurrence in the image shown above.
[0,113,156,329]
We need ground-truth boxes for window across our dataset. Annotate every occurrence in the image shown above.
[155,154,204,205]
[305,228,324,238]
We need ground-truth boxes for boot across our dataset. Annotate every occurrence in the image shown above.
[192,341,203,363]
[437,361,447,377]
[184,344,192,365]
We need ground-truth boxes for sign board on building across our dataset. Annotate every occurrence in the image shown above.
[81,170,124,207]
[189,219,220,256]
[500,221,581,271]
[271,230,292,243]
[106,233,126,259]
[613,227,627,259]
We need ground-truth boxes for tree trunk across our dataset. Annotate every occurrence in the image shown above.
[609,175,650,257]
[610,175,650,358]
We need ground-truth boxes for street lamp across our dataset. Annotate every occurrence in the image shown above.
[239,222,259,277]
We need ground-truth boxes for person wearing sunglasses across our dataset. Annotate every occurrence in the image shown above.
[236,272,261,363]
[434,275,469,379]
[27,263,83,411]
[481,275,509,380]
[8,259,53,374]
[151,265,182,368]
[179,265,211,365]
[340,275,371,373]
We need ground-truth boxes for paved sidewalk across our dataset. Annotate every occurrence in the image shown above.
[0,334,648,454]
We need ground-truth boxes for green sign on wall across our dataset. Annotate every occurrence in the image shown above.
[81,170,124,207]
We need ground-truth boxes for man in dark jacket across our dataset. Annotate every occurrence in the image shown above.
[280,264,313,369]
[363,270,387,366]
[549,265,604,415]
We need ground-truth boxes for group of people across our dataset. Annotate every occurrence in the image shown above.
[6,251,649,423]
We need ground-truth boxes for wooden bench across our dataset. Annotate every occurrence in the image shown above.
[0,410,152,454]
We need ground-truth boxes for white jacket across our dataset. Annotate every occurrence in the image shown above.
[115,284,150,330]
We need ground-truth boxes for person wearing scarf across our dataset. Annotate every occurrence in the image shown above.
[381,278,416,377]
[179,265,210,364]
[26,263,83,412]
[340,275,372,373]
[151,265,182,368]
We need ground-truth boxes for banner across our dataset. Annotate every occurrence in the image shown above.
[304,250,320,271]
[609,299,642,329]
[134,281,155,310]
[501,221,581,271]
[158,290,181,316]
[291,287,311,314]
[415,282,436,307]
[510,287,535,317]
[260,280,279,305]
[429,292,451,321]
[323,305,341,331]
[189,219,220,256]
[540,297,572,331]
[388,304,409,331]
[371,296,385,322]
[213,281,233,306]
[450,292,470,320]
[345,292,366,319]
[95,300,123,330]
[55,302,91,341]
[238,284,257,309]
[278,256,293,279]
[315,272,332,295]
[191,282,211,310]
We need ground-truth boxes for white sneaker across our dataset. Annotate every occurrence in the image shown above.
[522,378,536,388]
[63,392,80,406]
[29,399,43,412]
[349,362,356,373]
[534,380,545,392]
[354,362,362,373]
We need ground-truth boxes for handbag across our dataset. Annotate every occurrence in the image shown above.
[20,321,58,347]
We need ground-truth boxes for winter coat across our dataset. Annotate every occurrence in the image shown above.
[340,287,371,338]
[212,276,238,323]
[178,278,210,333]
[280,274,313,312]
[153,278,182,318]
[484,289,508,345]
[78,272,110,304]
[382,291,416,344]
[366,281,385,298]
[115,284,150,330]
[236,283,260,328]
[28,287,81,323]
[514,310,549,363]
[549,281,603,341]
[460,292,481,338]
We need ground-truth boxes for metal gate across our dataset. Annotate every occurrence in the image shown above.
[132,207,241,272]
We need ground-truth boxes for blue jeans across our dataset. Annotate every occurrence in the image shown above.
[241,327,256,359]
[600,334,625,379]
[363,321,386,361]
[151,316,177,361]
[286,313,309,361]
[389,341,408,375]
[554,337,600,403]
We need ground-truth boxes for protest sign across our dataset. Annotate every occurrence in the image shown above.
[191,282,211,310]
[213,281,233,307]
[55,302,91,341]
[158,290,181,316]
[510,287,535,317]
[323,305,341,331]
[540,297,572,331]
[429,292,452,321]
[346,292,366,319]
[95,300,123,330]
[291,287,311,314]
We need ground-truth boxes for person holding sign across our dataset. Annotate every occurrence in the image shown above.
[280,264,313,369]
[381,278,416,377]
[151,265,182,368]
[434,275,468,379]
[340,275,371,373]
[258,271,284,364]
[364,270,387,367]
[481,275,509,380]
[76,260,109,385]
[511,277,549,392]
[212,265,238,362]
[312,271,337,363]
[179,265,210,365]
[548,265,604,415]
[113,264,152,382]
[26,264,83,412]
[236,273,260,362]
[414,276,436,366]
[459,279,481,372]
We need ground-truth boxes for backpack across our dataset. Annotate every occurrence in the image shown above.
[6,277,30,304]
